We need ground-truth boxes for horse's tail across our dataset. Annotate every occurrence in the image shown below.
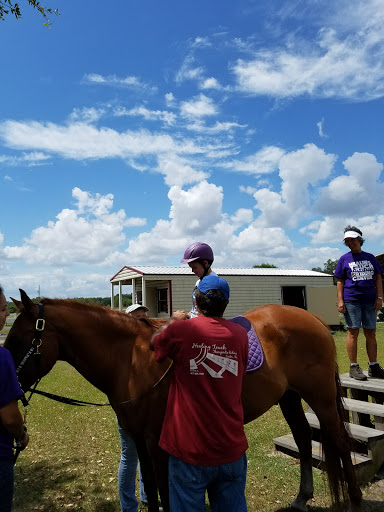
[321,365,362,509]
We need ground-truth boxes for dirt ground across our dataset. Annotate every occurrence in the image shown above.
[360,465,384,509]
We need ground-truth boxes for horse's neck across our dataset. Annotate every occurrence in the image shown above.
[51,307,168,402]
[53,309,138,397]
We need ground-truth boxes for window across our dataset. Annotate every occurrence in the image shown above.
[157,288,168,313]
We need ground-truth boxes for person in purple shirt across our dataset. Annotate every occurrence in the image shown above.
[334,226,384,380]
[0,285,29,512]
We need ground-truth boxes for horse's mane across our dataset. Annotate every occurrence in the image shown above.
[40,297,167,332]
[41,297,114,316]
[143,317,167,330]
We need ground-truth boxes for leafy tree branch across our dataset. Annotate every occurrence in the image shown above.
[0,1,60,26]
[312,259,338,275]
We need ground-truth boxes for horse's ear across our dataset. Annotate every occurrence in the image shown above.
[19,289,36,313]
[10,296,23,312]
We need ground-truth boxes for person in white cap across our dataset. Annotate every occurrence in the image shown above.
[117,303,150,511]
[334,225,384,380]
[125,304,149,317]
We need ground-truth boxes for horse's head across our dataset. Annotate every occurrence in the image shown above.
[4,289,59,391]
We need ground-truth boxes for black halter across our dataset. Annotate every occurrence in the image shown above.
[15,303,45,406]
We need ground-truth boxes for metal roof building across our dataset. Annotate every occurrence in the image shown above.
[376,252,384,269]
[110,265,339,325]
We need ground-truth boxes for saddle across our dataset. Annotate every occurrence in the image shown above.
[230,316,264,372]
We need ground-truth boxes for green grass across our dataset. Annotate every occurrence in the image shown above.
[8,324,384,511]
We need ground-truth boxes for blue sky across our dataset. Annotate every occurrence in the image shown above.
[1,0,384,299]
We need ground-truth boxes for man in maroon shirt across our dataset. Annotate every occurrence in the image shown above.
[152,275,248,512]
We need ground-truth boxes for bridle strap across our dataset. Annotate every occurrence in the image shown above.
[15,346,37,376]
[16,303,45,406]
[16,303,45,376]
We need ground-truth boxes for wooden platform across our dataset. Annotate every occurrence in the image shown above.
[273,434,372,481]
[273,372,384,484]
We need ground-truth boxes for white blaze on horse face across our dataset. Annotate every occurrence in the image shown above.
[0,293,10,331]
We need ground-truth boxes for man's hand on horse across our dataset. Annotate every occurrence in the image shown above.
[150,310,189,350]
[171,310,189,321]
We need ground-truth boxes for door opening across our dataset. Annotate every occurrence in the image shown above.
[281,286,306,309]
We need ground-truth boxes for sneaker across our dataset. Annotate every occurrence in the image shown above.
[368,363,384,379]
[349,364,367,381]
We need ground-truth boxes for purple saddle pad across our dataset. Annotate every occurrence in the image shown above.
[230,315,264,373]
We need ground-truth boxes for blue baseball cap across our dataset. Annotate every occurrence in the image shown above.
[197,275,230,300]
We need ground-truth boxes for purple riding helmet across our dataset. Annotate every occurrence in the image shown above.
[180,242,214,264]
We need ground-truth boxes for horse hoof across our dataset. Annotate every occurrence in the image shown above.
[290,499,308,512]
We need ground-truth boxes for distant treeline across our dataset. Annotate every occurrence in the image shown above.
[73,294,132,308]
[7,294,132,313]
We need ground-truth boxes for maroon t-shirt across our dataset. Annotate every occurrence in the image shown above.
[154,316,248,466]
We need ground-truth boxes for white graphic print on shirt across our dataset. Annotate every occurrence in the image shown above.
[189,342,239,378]
[348,260,374,281]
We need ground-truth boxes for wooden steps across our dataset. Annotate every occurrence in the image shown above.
[342,397,384,418]
[305,412,384,443]
[273,373,384,484]
[273,434,372,483]
[340,372,384,432]
[339,372,384,394]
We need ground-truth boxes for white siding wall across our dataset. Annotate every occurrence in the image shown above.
[221,275,335,318]
[169,274,335,319]
[170,275,199,313]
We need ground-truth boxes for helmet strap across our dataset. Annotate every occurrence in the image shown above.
[201,260,211,279]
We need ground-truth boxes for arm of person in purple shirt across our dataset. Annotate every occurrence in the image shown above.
[0,399,29,450]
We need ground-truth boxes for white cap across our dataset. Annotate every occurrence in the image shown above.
[125,304,149,314]
[343,231,360,240]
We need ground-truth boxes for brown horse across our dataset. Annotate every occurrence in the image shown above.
[5,290,362,512]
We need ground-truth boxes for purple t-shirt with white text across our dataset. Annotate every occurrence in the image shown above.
[0,347,23,460]
[334,251,383,303]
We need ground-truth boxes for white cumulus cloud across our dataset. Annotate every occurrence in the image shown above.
[3,188,146,266]
[253,144,336,228]
[315,152,384,216]
[180,94,217,118]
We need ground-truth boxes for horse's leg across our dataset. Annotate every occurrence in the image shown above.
[278,390,314,512]
[136,438,170,512]
[304,373,362,512]
[136,440,161,512]
[154,447,169,512]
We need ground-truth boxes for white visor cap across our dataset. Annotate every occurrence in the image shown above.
[125,304,149,314]
[343,231,360,240]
